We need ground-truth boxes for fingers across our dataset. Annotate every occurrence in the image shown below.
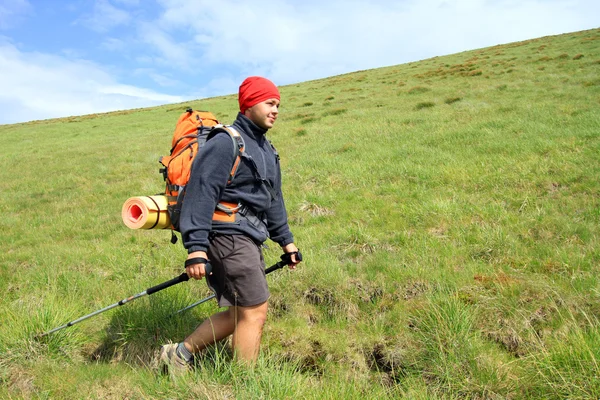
[185,251,209,280]
[186,263,206,280]
[288,253,301,270]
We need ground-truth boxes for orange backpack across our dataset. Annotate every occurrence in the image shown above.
[159,108,244,239]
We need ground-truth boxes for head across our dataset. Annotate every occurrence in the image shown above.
[238,76,280,130]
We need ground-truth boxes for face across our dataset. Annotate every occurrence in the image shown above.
[244,98,280,130]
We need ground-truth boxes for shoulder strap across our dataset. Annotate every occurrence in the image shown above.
[208,125,245,185]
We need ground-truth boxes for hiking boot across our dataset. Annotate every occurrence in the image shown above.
[159,343,192,377]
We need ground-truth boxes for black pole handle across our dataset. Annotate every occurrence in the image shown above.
[265,260,286,274]
[146,262,214,295]
[147,272,189,295]
[264,251,303,274]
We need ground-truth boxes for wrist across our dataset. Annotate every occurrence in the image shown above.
[282,243,298,253]
[188,251,207,260]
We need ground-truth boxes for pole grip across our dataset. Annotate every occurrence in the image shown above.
[146,263,213,295]
[265,260,287,274]
[147,272,189,295]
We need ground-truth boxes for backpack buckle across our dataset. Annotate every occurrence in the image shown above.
[215,202,241,216]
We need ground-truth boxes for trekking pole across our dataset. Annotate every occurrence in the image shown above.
[173,251,301,316]
[37,270,196,338]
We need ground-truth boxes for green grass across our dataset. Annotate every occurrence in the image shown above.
[1,28,599,398]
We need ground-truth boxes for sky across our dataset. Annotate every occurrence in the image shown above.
[0,0,598,125]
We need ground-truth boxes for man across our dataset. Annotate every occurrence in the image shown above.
[159,76,301,373]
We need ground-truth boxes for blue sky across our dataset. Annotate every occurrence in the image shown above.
[0,0,598,125]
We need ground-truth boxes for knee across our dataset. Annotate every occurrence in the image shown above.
[248,306,268,327]
[249,313,267,328]
[235,303,268,326]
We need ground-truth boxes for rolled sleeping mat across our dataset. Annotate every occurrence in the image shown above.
[122,195,172,229]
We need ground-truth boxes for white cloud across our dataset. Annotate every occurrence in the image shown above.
[133,68,181,87]
[0,39,184,124]
[113,0,140,6]
[77,0,131,33]
[100,37,127,52]
[0,0,31,30]
[149,0,599,85]
[136,21,196,70]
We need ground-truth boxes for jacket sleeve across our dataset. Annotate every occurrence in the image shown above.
[180,133,236,253]
[265,161,294,247]
[266,195,294,247]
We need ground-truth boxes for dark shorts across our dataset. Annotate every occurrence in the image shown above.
[206,234,269,307]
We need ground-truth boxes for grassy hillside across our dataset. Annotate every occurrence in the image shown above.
[1,28,599,399]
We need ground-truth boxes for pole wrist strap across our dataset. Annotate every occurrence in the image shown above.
[185,257,208,268]
[281,250,302,265]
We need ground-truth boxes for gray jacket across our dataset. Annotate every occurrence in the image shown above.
[180,112,294,253]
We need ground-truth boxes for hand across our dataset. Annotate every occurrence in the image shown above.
[186,251,209,280]
[282,243,302,270]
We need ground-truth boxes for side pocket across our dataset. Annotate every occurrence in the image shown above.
[213,234,235,260]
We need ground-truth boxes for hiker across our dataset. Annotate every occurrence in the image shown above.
[159,76,302,373]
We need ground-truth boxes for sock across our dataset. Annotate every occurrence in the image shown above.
[176,342,194,363]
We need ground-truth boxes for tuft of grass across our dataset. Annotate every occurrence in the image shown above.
[300,116,319,124]
[408,294,514,398]
[415,101,436,110]
[520,306,600,399]
[444,97,462,105]
[322,108,347,117]
[408,86,431,94]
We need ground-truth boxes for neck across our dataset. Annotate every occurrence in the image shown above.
[236,113,268,138]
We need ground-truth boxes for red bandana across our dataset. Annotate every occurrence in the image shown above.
[238,76,280,113]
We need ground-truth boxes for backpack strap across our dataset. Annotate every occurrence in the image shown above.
[207,127,246,224]
[208,125,245,184]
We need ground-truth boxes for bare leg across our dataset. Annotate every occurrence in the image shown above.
[231,301,268,362]
[183,309,236,353]
[182,301,268,363]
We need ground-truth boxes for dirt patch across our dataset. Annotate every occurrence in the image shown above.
[303,287,337,307]
[88,330,157,366]
[349,278,384,303]
[4,365,37,398]
[483,306,552,358]
[474,272,519,287]
[366,342,409,385]
[302,286,361,321]
[281,340,326,376]
[89,378,146,400]
[485,326,523,357]
[298,201,334,217]
[269,297,290,318]
[402,281,430,300]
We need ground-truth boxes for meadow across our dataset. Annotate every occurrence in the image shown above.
[1,28,599,399]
